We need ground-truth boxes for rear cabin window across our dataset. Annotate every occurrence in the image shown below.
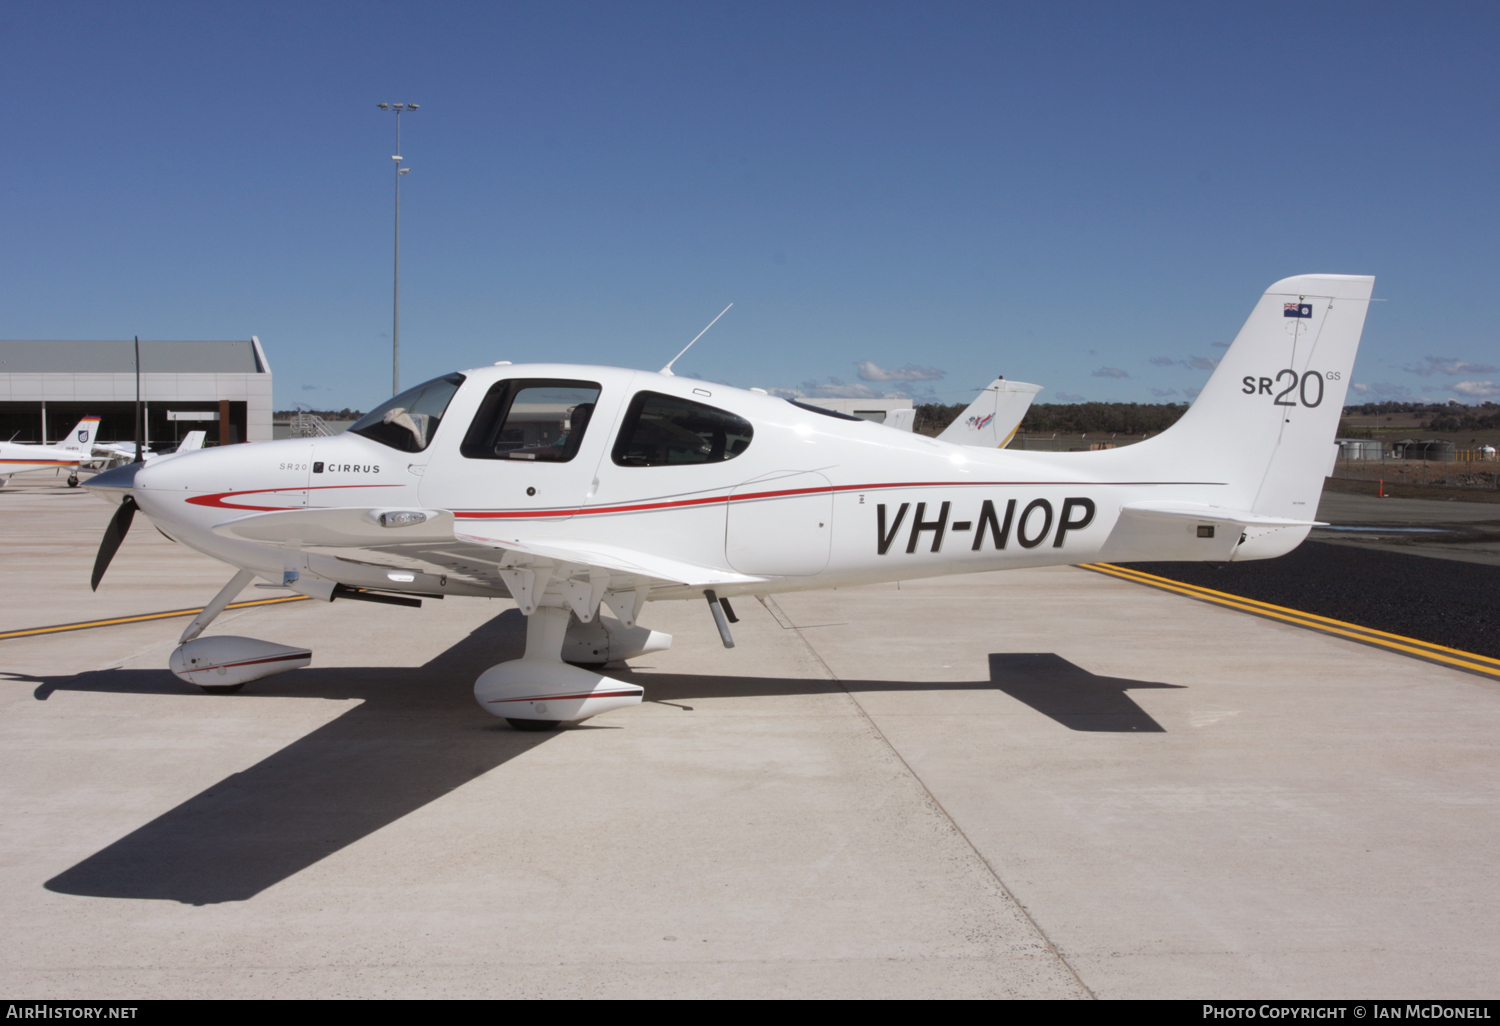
[460,379,602,462]
[612,391,753,467]
[348,373,465,453]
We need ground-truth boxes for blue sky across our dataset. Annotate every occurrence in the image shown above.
[3,1,1498,410]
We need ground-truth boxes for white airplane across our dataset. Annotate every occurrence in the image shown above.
[52,415,205,467]
[0,417,100,487]
[26,415,155,474]
[92,429,206,463]
[85,274,1372,730]
[937,377,1043,449]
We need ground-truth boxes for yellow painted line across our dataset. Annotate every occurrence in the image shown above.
[0,594,311,641]
[1081,562,1500,681]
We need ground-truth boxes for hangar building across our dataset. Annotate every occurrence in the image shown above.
[0,338,272,446]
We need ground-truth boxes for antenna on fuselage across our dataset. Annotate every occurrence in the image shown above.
[660,303,733,376]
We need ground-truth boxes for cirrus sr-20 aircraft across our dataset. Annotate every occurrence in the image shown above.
[85,274,1373,731]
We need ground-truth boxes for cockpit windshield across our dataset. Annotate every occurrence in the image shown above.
[349,373,465,453]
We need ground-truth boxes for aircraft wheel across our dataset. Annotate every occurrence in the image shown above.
[200,684,246,694]
[506,718,562,732]
[67,474,79,488]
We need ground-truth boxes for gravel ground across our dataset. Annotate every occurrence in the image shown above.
[1121,541,1500,659]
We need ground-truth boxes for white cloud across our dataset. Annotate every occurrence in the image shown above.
[1402,356,1498,377]
[1091,367,1129,378]
[1150,387,1178,397]
[1211,341,1230,349]
[1150,355,1218,370]
[770,378,891,400]
[855,360,945,382]
[1353,382,1413,398]
[1452,380,1500,399]
[1053,392,1085,401]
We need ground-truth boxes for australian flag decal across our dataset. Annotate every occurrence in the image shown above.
[1284,302,1313,318]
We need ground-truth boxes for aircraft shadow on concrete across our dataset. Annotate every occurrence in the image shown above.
[21,612,1181,905]
[631,653,1183,733]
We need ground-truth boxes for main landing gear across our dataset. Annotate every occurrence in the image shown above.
[67,473,79,488]
[475,604,670,731]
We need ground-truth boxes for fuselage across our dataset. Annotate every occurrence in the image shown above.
[0,440,87,478]
[127,363,1251,601]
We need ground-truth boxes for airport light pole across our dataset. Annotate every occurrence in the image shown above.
[377,102,418,395]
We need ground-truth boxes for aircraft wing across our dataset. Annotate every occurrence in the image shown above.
[211,506,763,620]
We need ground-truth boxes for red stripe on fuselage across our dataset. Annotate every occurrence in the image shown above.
[185,484,404,511]
[182,479,1222,518]
[451,479,1222,520]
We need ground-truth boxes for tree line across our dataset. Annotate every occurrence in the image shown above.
[916,398,1500,438]
[915,401,1191,437]
[1343,400,1500,433]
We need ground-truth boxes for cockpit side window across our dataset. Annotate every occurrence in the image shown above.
[348,373,465,453]
[460,379,603,462]
[612,391,754,467]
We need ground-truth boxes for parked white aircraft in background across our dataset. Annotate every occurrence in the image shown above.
[937,377,1043,449]
[86,274,1373,731]
[0,417,101,487]
[90,429,206,464]
[1,419,208,487]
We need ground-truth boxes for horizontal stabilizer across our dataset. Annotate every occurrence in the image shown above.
[1120,501,1324,528]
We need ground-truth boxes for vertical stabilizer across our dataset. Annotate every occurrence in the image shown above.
[937,378,1042,448]
[57,417,100,454]
[1137,274,1374,559]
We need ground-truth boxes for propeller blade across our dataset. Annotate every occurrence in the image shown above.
[91,495,136,591]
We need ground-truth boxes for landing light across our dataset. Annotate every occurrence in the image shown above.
[379,511,428,528]
[387,572,417,583]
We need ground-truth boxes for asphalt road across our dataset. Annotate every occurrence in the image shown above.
[1121,540,1500,659]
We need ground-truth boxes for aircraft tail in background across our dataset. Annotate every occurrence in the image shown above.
[175,430,207,453]
[56,417,100,453]
[937,378,1042,449]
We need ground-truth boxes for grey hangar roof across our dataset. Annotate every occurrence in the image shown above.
[0,340,266,374]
